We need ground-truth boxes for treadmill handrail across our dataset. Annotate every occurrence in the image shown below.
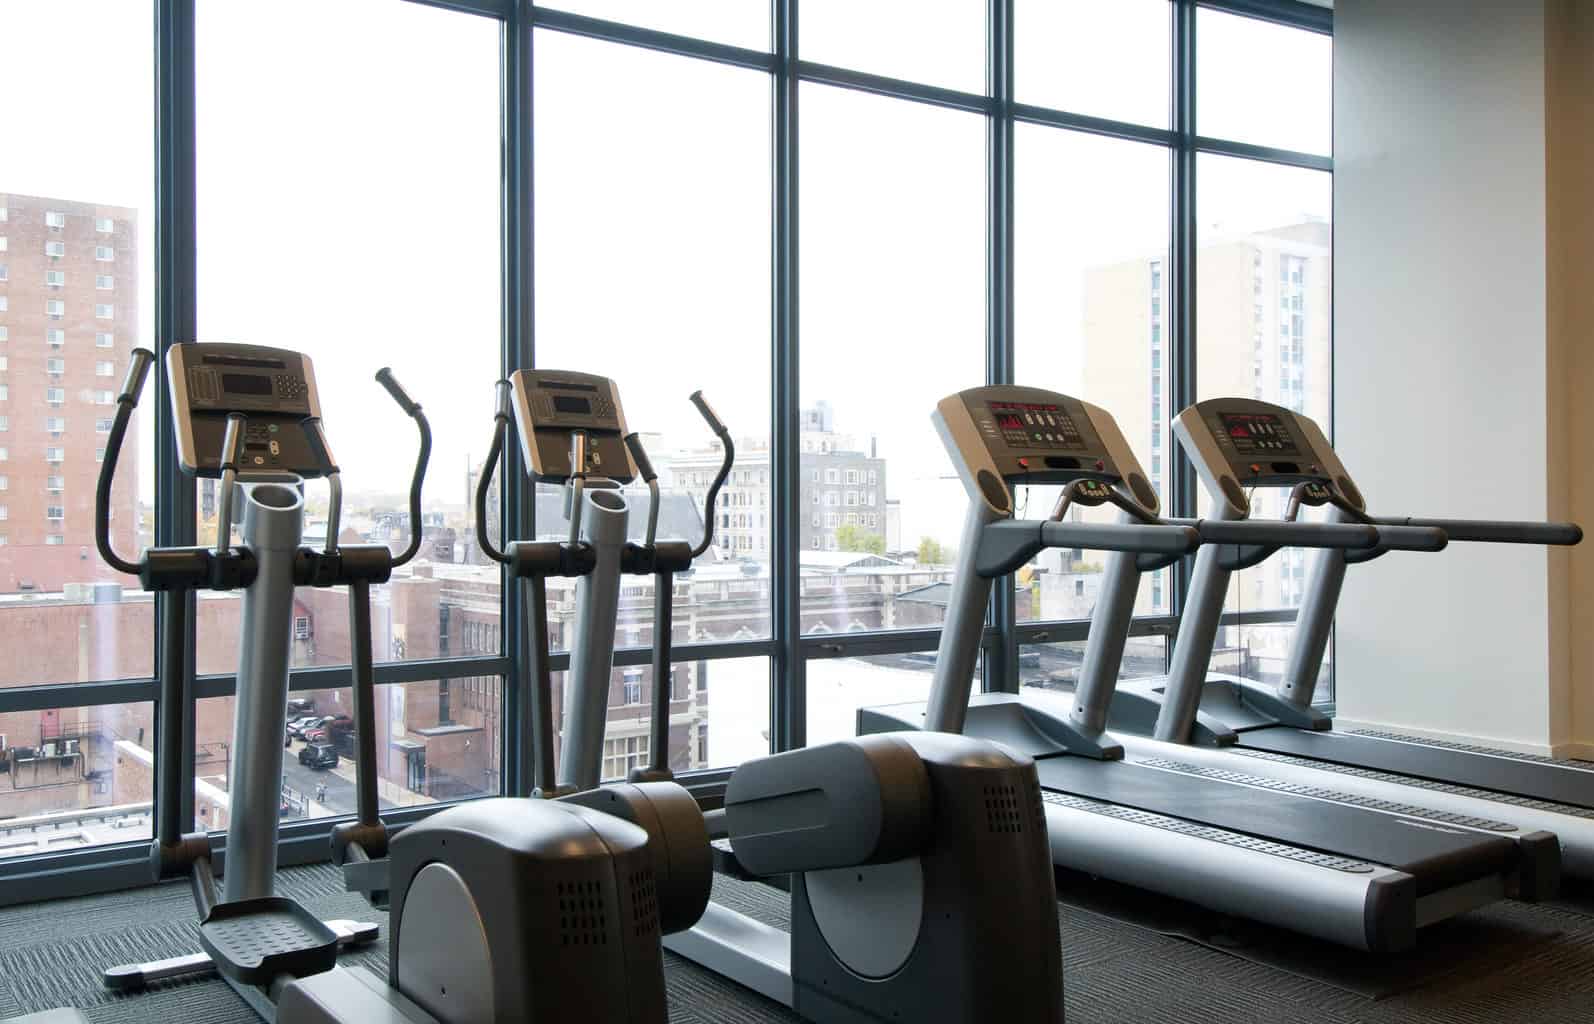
[976,519,1199,577]
[1165,518,1381,549]
[1371,516,1583,546]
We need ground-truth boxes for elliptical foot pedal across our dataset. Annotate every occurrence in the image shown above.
[198,897,340,986]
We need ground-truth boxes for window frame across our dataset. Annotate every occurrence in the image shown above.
[0,0,1332,895]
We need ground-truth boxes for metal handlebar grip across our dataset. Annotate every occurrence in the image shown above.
[121,348,157,405]
[1371,525,1449,552]
[219,413,247,472]
[689,390,728,437]
[1191,519,1380,550]
[1039,521,1200,555]
[1376,517,1583,547]
[494,379,513,420]
[624,433,657,482]
[374,367,420,416]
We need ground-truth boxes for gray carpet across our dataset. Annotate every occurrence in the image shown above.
[1,865,1592,1022]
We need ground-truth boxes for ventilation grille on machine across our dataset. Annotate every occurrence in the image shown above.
[629,867,659,940]
[985,783,1023,834]
[557,879,609,947]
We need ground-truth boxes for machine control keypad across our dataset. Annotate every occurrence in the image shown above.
[988,401,1086,451]
[1219,411,1302,456]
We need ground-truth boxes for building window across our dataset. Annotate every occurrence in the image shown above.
[95,361,114,377]
[0,449,6,462]
[845,491,858,506]
[0,505,6,521]
[46,299,64,319]
[94,447,105,462]
[0,475,7,490]
[94,245,114,261]
[45,358,64,375]
[0,264,7,282]
[622,670,643,706]
[294,616,311,640]
[95,332,113,348]
[0,297,7,312]
[95,217,114,233]
[0,420,6,435]
[45,418,65,437]
[45,270,65,288]
[47,329,65,348]
[46,475,64,493]
[602,735,649,781]
[46,505,64,521]
[45,534,64,546]
[95,275,114,290]
[46,447,65,463]
[95,417,112,433]
[845,469,859,484]
[0,326,7,342]
[45,211,66,229]
[94,390,113,405]
[0,385,7,402]
[824,468,839,484]
[94,303,114,319]
[0,356,5,373]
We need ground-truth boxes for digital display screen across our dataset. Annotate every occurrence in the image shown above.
[1219,411,1301,455]
[987,401,1085,451]
[553,395,592,415]
[222,373,273,397]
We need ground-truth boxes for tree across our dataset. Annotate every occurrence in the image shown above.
[835,523,886,555]
[917,536,947,565]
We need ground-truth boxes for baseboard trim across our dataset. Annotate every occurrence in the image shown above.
[1332,717,1578,759]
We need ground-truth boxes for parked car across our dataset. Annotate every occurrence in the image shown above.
[287,697,316,716]
[298,742,338,770]
[287,715,324,739]
[305,715,353,744]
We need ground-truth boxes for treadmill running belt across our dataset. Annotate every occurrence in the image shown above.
[1239,729,1594,811]
[1035,756,1516,895]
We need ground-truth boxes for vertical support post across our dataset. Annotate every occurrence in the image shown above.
[525,576,559,793]
[156,0,199,833]
[1278,504,1348,708]
[1154,501,1242,744]
[771,0,804,753]
[155,586,190,850]
[925,502,1004,734]
[1071,510,1144,733]
[1169,0,1200,640]
[346,580,381,829]
[501,2,536,796]
[986,0,1018,694]
[647,573,674,774]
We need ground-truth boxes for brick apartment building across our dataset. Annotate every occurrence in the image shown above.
[0,193,140,594]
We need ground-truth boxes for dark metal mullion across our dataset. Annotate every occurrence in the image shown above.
[604,639,774,669]
[502,3,535,796]
[531,6,775,72]
[155,0,199,837]
[1194,135,1331,172]
[986,0,1018,694]
[401,0,512,18]
[1168,0,1199,666]
[795,61,991,115]
[1196,0,1332,35]
[770,0,802,753]
[1011,103,1175,148]
[190,657,511,701]
[0,678,161,715]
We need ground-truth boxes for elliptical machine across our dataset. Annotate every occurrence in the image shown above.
[82,344,702,1024]
[497,370,1066,1023]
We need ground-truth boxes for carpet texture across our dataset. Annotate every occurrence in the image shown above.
[0,865,1592,1022]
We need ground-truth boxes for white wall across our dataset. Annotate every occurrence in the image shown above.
[1333,1,1562,748]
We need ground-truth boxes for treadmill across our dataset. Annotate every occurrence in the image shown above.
[861,385,1558,953]
[1105,397,1594,876]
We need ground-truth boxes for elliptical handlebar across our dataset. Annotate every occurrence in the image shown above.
[96,347,157,577]
[375,367,432,569]
[214,413,248,556]
[624,433,662,548]
[687,391,734,560]
[475,380,513,567]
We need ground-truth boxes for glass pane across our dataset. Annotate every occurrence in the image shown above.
[1197,8,1332,155]
[534,32,772,648]
[195,1,501,673]
[546,1,768,51]
[1014,126,1172,621]
[1208,623,1332,703]
[1196,153,1331,621]
[801,0,985,93]
[0,2,154,681]
[1019,636,1167,695]
[807,652,971,748]
[800,85,984,631]
[1015,0,1170,127]
[203,679,500,830]
[549,656,770,780]
[0,701,154,859]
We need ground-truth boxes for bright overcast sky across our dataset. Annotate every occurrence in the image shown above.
[0,0,1330,549]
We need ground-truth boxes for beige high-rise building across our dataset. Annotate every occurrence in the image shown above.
[1079,219,1332,669]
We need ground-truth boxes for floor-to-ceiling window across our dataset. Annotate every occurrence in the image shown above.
[0,0,1332,892]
